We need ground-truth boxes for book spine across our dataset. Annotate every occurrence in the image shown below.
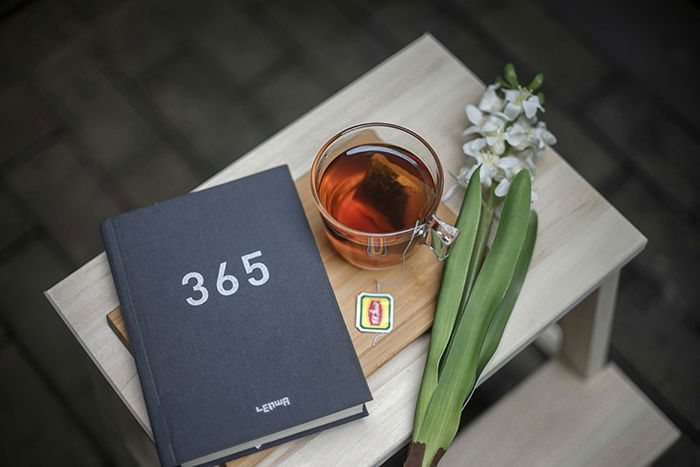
[100,219,178,467]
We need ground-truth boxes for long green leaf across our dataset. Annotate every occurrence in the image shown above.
[440,187,496,375]
[412,167,482,435]
[477,210,538,376]
[462,188,496,312]
[458,210,538,412]
[413,170,532,466]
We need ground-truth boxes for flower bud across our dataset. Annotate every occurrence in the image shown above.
[529,73,544,91]
[504,63,518,87]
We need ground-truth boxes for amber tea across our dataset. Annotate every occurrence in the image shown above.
[317,143,437,268]
[319,144,436,232]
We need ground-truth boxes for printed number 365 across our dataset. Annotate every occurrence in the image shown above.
[181,251,269,306]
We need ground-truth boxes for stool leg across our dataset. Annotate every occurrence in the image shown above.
[560,270,620,378]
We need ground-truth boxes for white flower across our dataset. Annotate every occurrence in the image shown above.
[462,137,487,160]
[532,121,557,150]
[450,165,474,189]
[461,142,538,201]
[454,76,555,204]
[478,83,504,113]
[491,154,538,201]
[519,147,537,173]
[464,115,507,154]
[505,121,529,150]
[462,138,517,188]
[463,83,505,137]
[494,177,510,197]
[452,142,539,203]
[505,117,557,154]
[496,155,522,180]
[494,172,539,202]
[464,105,487,132]
[501,88,543,120]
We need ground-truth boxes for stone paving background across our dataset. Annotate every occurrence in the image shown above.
[0,0,698,465]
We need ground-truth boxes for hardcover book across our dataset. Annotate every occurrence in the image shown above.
[101,165,372,467]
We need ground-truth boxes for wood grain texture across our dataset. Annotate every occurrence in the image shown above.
[45,35,648,465]
[105,174,454,380]
[106,308,130,351]
[561,270,620,377]
[440,360,679,467]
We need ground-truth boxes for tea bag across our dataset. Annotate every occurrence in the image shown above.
[353,153,426,231]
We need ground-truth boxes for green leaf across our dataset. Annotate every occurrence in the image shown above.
[439,187,496,375]
[504,63,518,87]
[458,210,537,411]
[477,210,538,376]
[537,92,545,105]
[459,189,496,322]
[528,73,544,91]
[413,170,532,466]
[453,210,537,412]
[496,76,510,89]
[413,167,482,436]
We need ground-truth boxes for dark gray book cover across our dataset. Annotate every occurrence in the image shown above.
[101,165,372,467]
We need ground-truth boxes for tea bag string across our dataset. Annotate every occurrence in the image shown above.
[371,220,422,348]
[374,219,422,293]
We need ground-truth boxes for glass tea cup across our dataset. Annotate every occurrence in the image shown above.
[310,122,459,270]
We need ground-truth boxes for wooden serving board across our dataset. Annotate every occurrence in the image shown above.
[106,172,453,465]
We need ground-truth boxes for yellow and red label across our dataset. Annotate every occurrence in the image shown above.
[356,293,394,333]
[366,237,387,257]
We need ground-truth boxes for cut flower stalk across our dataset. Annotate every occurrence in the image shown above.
[407,63,550,466]
[406,170,533,467]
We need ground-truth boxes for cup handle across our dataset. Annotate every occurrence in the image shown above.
[422,214,460,261]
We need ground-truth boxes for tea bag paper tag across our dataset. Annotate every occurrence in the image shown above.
[356,292,394,333]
